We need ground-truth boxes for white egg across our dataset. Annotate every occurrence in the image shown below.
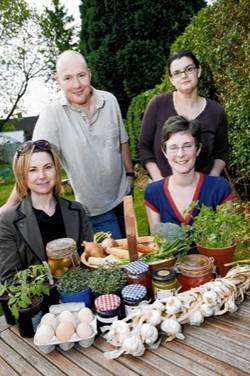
[76,322,93,339]
[56,321,75,341]
[78,308,94,324]
[35,324,55,345]
[58,310,76,328]
[40,313,57,329]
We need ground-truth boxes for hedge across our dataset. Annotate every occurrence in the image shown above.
[126,0,249,186]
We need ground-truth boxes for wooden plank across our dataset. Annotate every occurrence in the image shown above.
[59,347,113,376]
[204,320,250,345]
[10,326,89,376]
[1,330,65,376]
[0,339,41,376]
[75,343,139,376]
[123,195,138,261]
[0,316,10,333]
[94,337,167,376]
[183,325,249,360]
[214,315,250,331]
[0,355,19,376]
[181,331,250,372]
[164,340,248,376]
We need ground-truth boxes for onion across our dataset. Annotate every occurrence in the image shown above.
[101,238,118,250]
[83,241,105,259]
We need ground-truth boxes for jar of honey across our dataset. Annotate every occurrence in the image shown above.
[124,260,153,299]
[46,238,80,277]
[176,254,214,291]
[152,268,180,299]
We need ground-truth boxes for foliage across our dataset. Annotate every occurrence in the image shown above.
[79,0,205,115]
[58,268,91,294]
[190,203,249,248]
[39,0,78,76]
[0,0,29,38]
[0,264,50,319]
[126,0,250,184]
[88,267,127,294]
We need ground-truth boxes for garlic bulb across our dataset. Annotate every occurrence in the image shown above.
[140,323,158,345]
[164,297,182,315]
[104,320,130,346]
[188,310,204,326]
[145,309,162,326]
[202,291,218,307]
[122,335,145,356]
[200,303,214,317]
[161,318,184,340]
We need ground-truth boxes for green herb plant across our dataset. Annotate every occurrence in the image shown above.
[58,269,91,294]
[89,267,127,294]
[190,203,249,249]
[4,264,50,319]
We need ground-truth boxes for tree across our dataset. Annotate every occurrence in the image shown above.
[79,0,205,115]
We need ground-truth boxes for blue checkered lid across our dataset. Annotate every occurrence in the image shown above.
[124,260,149,275]
[121,284,147,301]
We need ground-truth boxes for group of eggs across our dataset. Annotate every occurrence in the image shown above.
[35,308,94,345]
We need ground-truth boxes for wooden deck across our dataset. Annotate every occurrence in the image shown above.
[0,297,249,376]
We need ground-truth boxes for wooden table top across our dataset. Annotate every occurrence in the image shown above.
[0,297,249,376]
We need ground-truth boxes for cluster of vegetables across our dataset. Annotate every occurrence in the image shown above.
[35,308,95,345]
[103,266,250,358]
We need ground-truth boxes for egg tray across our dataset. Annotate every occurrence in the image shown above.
[34,302,97,354]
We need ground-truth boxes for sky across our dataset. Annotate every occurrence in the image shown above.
[23,0,81,116]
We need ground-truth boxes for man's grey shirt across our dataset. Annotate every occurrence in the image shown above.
[33,88,130,216]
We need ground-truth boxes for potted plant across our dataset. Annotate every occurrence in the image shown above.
[190,203,249,276]
[88,266,127,298]
[6,265,51,337]
[58,268,93,307]
[0,278,16,325]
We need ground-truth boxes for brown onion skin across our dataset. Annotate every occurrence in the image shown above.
[83,242,105,259]
[101,238,118,250]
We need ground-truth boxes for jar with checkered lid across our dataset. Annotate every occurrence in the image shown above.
[124,260,153,298]
[121,284,147,316]
[94,293,122,330]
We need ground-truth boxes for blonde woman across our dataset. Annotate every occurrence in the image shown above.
[0,140,92,279]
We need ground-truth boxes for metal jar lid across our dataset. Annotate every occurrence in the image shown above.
[124,260,149,275]
[121,284,147,301]
[46,238,77,258]
[152,267,176,282]
[95,294,121,312]
[176,254,213,277]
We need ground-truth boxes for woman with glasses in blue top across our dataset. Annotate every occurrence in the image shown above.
[139,50,229,181]
[0,140,92,280]
[144,116,234,231]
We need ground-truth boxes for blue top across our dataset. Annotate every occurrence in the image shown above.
[144,173,235,226]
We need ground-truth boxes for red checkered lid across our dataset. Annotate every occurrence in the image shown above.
[95,294,121,312]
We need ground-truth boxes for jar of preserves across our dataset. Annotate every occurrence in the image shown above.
[124,260,153,299]
[46,238,80,277]
[152,268,180,299]
[176,254,214,291]
[121,284,147,316]
[95,294,122,331]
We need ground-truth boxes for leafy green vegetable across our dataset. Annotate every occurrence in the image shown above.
[89,267,126,294]
[58,269,91,293]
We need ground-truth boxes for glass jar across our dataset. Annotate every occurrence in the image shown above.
[152,268,180,299]
[121,284,147,316]
[46,238,80,277]
[124,260,153,298]
[176,254,214,291]
[95,294,122,331]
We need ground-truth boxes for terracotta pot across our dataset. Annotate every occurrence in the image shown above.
[197,244,236,276]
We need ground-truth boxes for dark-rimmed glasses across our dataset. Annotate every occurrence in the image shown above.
[16,140,51,158]
[171,65,197,79]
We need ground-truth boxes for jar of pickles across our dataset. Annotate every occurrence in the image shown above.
[121,284,147,315]
[152,268,180,299]
[46,238,80,277]
[124,260,153,299]
[176,254,214,291]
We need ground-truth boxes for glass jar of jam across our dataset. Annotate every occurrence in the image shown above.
[124,260,153,299]
[176,254,214,291]
[95,294,122,332]
[152,268,180,299]
[46,238,80,277]
[121,284,147,316]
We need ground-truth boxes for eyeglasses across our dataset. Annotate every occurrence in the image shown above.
[16,140,51,158]
[171,65,197,79]
[165,143,196,154]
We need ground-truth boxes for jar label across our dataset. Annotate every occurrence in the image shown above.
[154,287,175,300]
[96,314,118,324]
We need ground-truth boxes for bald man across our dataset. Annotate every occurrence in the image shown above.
[2,51,134,239]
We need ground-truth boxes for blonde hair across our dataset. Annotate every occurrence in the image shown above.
[13,143,62,200]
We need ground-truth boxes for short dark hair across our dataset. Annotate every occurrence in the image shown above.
[167,50,200,76]
[161,115,202,147]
